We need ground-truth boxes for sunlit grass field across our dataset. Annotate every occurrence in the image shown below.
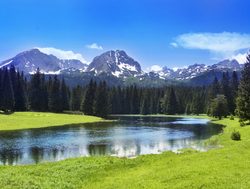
[0,112,104,131]
[0,114,249,188]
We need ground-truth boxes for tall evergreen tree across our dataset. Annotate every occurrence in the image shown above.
[236,55,250,122]
[1,69,14,112]
[211,76,221,98]
[14,72,27,111]
[48,76,62,112]
[9,65,18,105]
[40,74,49,111]
[70,85,82,111]
[162,87,178,115]
[29,68,43,111]
[207,77,221,114]
[231,71,239,114]
[82,79,96,115]
[140,91,150,115]
[221,72,234,114]
[94,81,109,118]
[210,95,228,120]
[61,78,70,111]
[191,92,203,115]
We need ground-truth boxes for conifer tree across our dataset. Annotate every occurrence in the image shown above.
[221,72,234,114]
[94,81,109,118]
[131,85,140,114]
[207,77,221,114]
[191,93,203,115]
[48,75,62,112]
[2,69,14,112]
[9,65,18,104]
[162,87,178,115]
[140,91,150,115]
[231,71,239,114]
[70,85,82,111]
[82,79,96,115]
[61,78,70,111]
[14,72,27,111]
[29,68,42,111]
[40,74,49,111]
[210,95,228,120]
[236,55,250,122]
[211,76,221,98]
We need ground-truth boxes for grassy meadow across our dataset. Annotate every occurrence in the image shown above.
[0,115,249,188]
[0,112,104,131]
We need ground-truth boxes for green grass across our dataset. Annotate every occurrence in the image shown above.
[0,115,250,188]
[0,112,104,131]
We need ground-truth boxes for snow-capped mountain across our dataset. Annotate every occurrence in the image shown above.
[210,59,242,70]
[0,49,88,74]
[151,59,242,80]
[87,50,142,77]
[0,48,245,85]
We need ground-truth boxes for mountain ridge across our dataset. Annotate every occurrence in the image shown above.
[0,48,244,85]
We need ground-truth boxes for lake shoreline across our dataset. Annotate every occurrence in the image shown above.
[0,115,221,165]
[0,113,248,188]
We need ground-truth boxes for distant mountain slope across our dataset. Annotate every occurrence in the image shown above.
[151,59,242,81]
[0,49,88,74]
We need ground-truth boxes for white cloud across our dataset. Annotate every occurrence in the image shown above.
[230,52,248,64]
[37,47,87,63]
[173,32,250,53]
[170,42,178,48]
[172,32,250,62]
[86,43,103,50]
[148,65,162,72]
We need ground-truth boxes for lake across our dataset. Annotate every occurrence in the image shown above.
[0,116,222,165]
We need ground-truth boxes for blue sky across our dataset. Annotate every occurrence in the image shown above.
[1,0,250,70]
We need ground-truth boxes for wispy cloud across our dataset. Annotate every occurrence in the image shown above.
[171,32,250,61]
[149,65,162,72]
[86,43,103,50]
[170,42,178,48]
[37,47,87,63]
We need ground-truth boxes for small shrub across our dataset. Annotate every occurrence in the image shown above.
[231,130,241,141]
[239,120,245,127]
[229,115,234,120]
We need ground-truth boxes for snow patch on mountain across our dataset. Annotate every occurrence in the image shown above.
[0,60,13,68]
[230,53,248,64]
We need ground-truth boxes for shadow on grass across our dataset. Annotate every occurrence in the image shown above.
[0,110,14,115]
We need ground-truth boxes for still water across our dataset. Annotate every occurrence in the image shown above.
[0,116,222,165]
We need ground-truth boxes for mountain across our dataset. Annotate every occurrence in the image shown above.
[210,59,242,70]
[87,50,142,77]
[0,48,245,87]
[151,59,242,81]
[0,49,88,74]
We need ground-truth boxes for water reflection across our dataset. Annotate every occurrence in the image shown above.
[0,116,222,165]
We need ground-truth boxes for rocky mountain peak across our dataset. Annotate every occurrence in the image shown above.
[87,50,142,77]
[0,49,87,74]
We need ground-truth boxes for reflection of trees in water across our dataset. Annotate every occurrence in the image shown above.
[0,130,27,165]
[88,144,109,156]
[30,147,44,164]
[0,149,23,165]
